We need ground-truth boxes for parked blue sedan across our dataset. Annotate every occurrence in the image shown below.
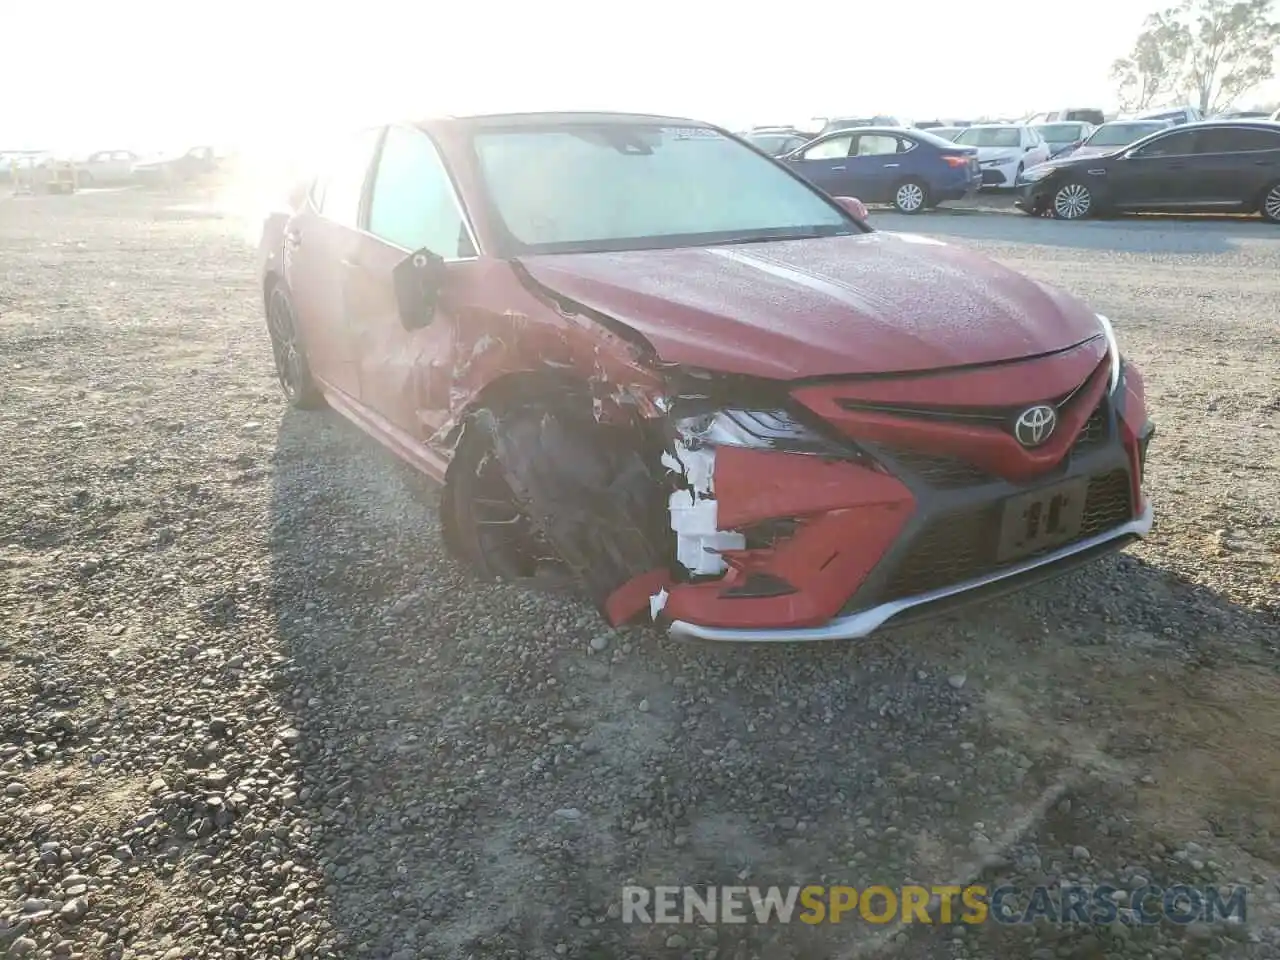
[780,127,981,213]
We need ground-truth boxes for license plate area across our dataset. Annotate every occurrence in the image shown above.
[996,477,1088,563]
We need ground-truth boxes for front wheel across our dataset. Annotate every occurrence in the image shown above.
[893,179,928,214]
[1051,181,1094,220]
[265,284,324,409]
[1260,181,1280,224]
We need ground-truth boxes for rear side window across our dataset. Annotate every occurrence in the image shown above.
[854,135,900,156]
[315,127,382,228]
[367,126,474,257]
[1198,127,1280,153]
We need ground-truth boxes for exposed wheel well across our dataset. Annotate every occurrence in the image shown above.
[439,369,596,557]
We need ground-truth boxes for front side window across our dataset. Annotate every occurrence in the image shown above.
[316,127,382,228]
[1132,129,1201,157]
[802,135,854,160]
[954,127,1021,148]
[367,125,473,257]
[470,122,857,255]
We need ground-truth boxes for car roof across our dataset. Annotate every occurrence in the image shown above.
[1158,119,1280,132]
[818,126,919,137]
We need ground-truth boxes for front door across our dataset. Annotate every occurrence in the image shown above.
[785,133,855,193]
[344,123,479,442]
[1112,128,1203,207]
[284,126,382,400]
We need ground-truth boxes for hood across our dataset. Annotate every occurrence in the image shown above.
[518,233,1103,380]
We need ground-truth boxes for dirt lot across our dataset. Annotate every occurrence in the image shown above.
[1,186,1277,960]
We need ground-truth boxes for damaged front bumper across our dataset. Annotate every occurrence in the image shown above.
[665,499,1152,641]
[624,357,1155,642]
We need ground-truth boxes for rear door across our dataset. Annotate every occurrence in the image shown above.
[845,133,906,201]
[283,127,382,399]
[785,134,855,193]
[1193,126,1280,206]
[344,124,478,440]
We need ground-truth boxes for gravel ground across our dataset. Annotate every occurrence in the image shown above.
[1,186,1277,960]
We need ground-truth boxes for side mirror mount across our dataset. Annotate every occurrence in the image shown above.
[833,196,869,220]
[392,247,446,331]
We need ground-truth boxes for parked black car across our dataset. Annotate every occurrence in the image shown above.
[1014,120,1280,222]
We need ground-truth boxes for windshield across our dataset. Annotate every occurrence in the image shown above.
[470,123,859,255]
[954,127,1021,148]
[1036,123,1084,142]
[1086,122,1166,147]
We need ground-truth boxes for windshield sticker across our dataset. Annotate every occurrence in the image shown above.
[662,127,722,140]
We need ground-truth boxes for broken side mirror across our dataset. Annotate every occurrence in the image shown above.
[833,195,869,220]
[392,247,446,331]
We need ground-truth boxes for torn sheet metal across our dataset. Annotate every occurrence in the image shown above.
[484,409,667,607]
[662,438,745,578]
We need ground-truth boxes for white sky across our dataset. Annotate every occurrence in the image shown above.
[7,0,1279,159]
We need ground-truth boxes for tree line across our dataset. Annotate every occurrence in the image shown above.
[1111,0,1280,112]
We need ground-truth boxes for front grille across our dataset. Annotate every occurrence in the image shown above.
[879,469,1132,602]
[874,402,1111,490]
[880,449,994,488]
[1072,401,1109,451]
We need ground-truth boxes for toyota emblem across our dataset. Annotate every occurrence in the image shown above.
[1014,404,1057,447]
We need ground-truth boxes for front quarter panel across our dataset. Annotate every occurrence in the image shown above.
[258,210,289,295]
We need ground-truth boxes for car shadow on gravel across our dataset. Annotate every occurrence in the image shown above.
[268,408,1280,960]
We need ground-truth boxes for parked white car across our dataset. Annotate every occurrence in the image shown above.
[952,124,1051,188]
[78,149,139,185]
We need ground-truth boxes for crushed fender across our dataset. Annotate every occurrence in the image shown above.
[481,407,669,609]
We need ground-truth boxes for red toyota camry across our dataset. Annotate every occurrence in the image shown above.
[259,112,1154,641]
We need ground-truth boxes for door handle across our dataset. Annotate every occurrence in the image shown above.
[883,163,900,168]
[831,165,846,171]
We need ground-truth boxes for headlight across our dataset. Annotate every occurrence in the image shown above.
[673,408,842,456]
[1019,164,1056,183]
[1096,314,1122,392]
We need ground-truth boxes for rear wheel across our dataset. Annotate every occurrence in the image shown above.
[265,284,323,409]
[892,178,928,214]
[1260,181,1280,224]
[1051,181,1093,220]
